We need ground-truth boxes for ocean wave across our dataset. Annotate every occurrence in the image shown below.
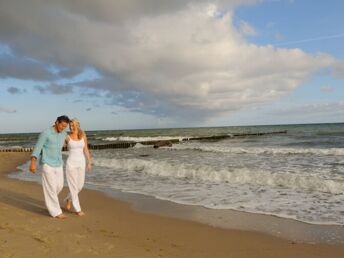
[171,145,344,156]
[92,157,344,194]
[102,136,188,142]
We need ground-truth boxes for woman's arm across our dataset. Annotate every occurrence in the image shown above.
[83,134,92,172]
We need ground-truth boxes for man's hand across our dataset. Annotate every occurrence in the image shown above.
[30,157,37,173]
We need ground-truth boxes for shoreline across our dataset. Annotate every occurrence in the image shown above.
[1,152,344,257]
[10,157,344,244]
[92,186,344,245]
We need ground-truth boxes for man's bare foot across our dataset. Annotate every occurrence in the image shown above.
[55,213,67,219]
[65,200,72,211]
[77,211,85,216]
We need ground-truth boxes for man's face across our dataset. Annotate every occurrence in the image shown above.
[56,121,68,133]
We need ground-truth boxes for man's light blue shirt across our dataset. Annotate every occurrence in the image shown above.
[32,127,67,167]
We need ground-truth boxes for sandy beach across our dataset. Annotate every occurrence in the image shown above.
[0,152,343,258]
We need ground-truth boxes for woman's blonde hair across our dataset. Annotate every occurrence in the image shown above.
[70,118,85,140]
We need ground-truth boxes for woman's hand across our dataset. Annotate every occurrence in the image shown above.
[87,162,92,173]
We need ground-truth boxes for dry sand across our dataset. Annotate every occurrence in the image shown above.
[0,152,343,258]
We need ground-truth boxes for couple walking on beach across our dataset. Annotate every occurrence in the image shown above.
[29,115,91,219]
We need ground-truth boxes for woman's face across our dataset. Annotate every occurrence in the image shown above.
[69,122,77,133]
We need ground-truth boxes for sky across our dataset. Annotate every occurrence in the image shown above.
[0,0,343,133]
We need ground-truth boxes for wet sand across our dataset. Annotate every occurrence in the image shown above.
[1,152,343,258]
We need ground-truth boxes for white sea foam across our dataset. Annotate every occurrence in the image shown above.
[92,157,344,194]
[103,136,187,142]
[172,144,344,156]
[133,143,151,148]
[11,156,344,225]
[0,145,23,150]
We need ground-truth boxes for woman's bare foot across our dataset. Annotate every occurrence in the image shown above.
[65,200,72,211]
[55,213,67,219]
[77,211,85,216]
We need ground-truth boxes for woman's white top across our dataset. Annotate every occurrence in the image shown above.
[66,137,85,166]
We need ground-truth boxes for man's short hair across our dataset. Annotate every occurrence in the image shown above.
[56,115,70,123]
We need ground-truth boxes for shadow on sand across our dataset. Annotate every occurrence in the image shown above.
[0,188,47,216]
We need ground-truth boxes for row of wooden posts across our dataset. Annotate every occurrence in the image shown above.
[0,130,287,152]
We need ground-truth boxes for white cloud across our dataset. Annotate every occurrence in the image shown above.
[0,0,339,120]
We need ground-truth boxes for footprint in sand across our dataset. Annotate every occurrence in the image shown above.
[87,247,100,255]
[3,252,20,258]
[73,233,87,239]
[83,226,92,233]
[15,211,25,217]
[104,243,115,251]
[71,247,84,254]
[0,223,14,233]
[98,229,120,239]
[110,232,120,239]
[32,232,51,246]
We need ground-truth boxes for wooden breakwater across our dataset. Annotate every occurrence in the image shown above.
[0,143,137,152]
[139,139,180,145]
[75,142,137,150]
[182,130,287,141]
[0,147,34,152]
[0,130,287,152]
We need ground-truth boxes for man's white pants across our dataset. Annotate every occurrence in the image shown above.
[42,164,64,217]
[65,162,85,213]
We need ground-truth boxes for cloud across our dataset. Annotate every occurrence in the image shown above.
[0,45,84,81]
[0,0,339,121]
[270,102,344,116]
[0,53,54,80]
[0,106,16,113]
[7,86,25,94]
[35,83,73,95]
[333,60,344,78]
[239,20,257,36]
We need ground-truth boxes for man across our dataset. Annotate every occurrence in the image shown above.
[30,115,70,219]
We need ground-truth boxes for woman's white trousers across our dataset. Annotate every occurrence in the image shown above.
[65,162,85,212]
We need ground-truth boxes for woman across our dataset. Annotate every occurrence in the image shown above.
[64,118,91,216]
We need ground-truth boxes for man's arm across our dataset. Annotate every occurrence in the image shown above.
[30,131,47,173]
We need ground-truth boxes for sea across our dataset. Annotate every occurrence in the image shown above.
[2,123,344,226]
